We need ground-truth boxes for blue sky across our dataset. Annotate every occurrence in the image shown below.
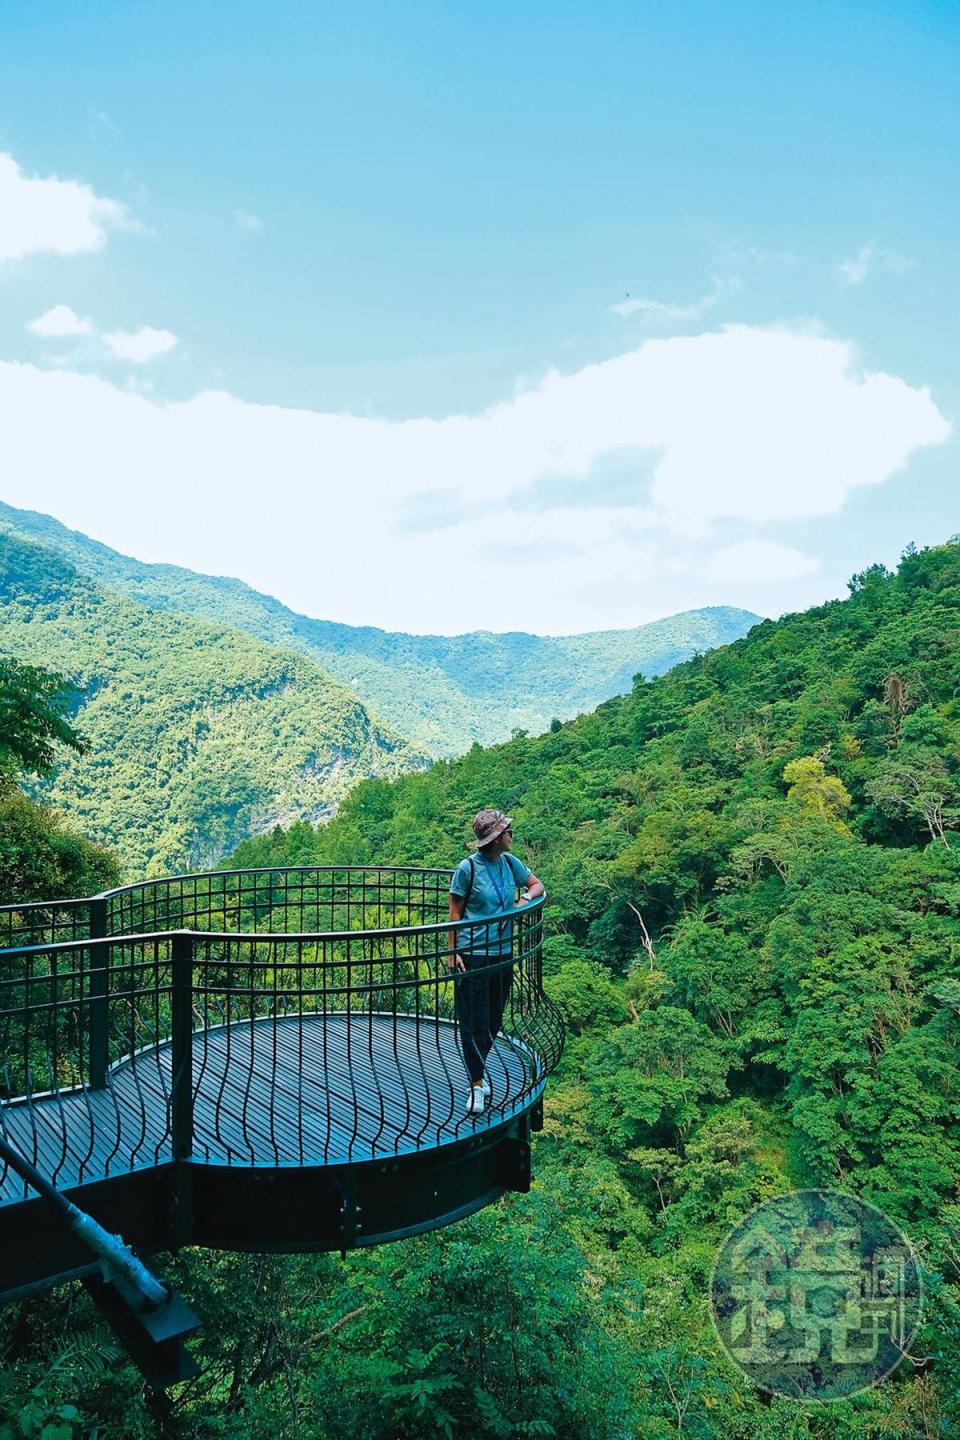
[0,1,957,633]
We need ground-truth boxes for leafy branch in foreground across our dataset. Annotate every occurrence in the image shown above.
[0,658,86,785]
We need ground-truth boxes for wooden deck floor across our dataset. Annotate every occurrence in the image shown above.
[0,1014,538,1205]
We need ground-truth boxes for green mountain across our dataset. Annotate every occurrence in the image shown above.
[6,542,960,1435]
[220,541,960,1428]
[0,531,417,878]
[230,540,960,1429]
[0,501,760,756]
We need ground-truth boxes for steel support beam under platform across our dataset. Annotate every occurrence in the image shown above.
[0,1108,535,1303]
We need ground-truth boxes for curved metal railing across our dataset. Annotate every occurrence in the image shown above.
[0,868,564,1197]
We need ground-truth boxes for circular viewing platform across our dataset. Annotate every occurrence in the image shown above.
[0,867,563,1299]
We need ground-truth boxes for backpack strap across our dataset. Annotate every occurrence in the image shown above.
[504,853,525,890]
[455,857,476,953]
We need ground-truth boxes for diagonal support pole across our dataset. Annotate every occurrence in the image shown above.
[0,1133,201,1388]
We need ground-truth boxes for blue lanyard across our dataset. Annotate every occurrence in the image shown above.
[483,855,509,910]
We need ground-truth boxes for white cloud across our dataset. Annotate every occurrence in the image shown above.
[233,208,263,232]
[27,306,177,363]
[611,275,741,321]
[706,539,818,584]
[27,304,93,338]
[838,242,916,286]
[0,325,948,633]
[0,152,134,262]
[101,327,179,363]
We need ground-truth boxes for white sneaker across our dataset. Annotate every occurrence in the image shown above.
[481,1075,492,1099]
[465,1085,487,1115]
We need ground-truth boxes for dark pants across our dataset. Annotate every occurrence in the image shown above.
[454,949,515,1083]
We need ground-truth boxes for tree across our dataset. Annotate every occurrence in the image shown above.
[0,660,115,900]
[883,672,914,743]
[867,748,960,847]
[662,915,760,1040]
[782,755,852,829]
[0,790,119,900]
[0,658,86,783]
[586,1008,730,1149]
[549,958,630,1035]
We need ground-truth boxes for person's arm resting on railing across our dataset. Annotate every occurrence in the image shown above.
[516,872,544,905]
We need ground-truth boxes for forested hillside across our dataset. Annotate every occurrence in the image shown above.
[4,542,960,1437]
[222,538,960,1434]
[0,501,759,755]
[0,532,417,877]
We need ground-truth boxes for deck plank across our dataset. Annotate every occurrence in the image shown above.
[0,1013,534,1202]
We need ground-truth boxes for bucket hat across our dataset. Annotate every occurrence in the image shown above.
[472,808,513,849]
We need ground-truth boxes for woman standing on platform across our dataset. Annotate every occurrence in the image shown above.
[448,809,545,1114]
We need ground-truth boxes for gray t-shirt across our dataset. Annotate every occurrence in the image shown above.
[450,852,532,955]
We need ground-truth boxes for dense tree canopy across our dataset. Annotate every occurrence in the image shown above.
[5,540,960,1435]
[219,538,960,1434]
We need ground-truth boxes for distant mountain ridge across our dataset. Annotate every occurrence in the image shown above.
[0,530,416,877]
[0,501,761,755]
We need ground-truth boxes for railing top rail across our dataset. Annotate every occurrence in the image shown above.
[95,863,458,902]
[0,864,462,917]
[0,892,546,959]
[0,895,92,916]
